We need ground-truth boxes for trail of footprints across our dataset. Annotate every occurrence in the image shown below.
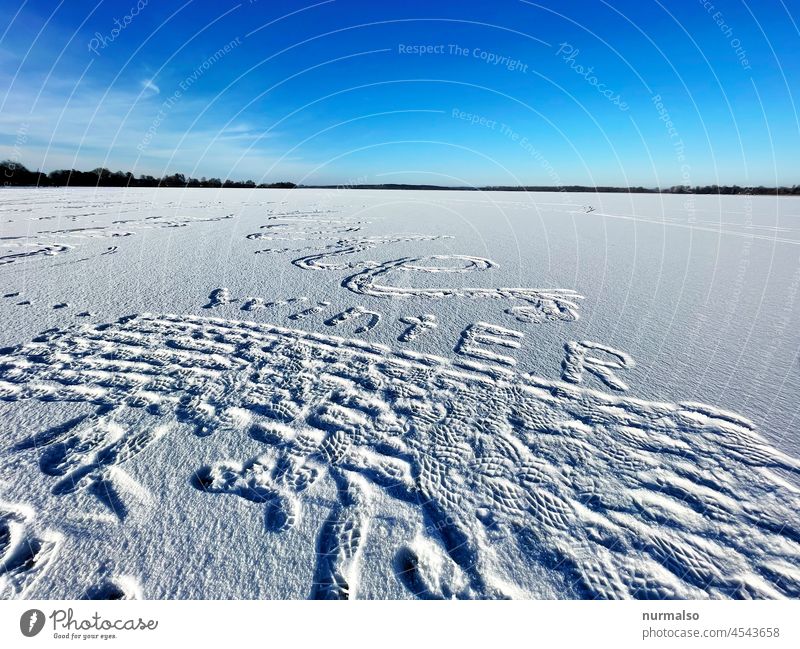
[1,313,799,599]
[0,503,61,599]
[2,291,101,314]
[1,198,236,268]
[0,243,71,266]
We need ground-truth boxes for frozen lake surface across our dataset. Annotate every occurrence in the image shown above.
[1,188,799,599]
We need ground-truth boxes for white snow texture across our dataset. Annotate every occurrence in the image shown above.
[0,188,798,600]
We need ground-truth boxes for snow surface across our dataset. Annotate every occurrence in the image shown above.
[0,187,799,599]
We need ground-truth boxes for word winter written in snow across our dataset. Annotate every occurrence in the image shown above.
[200,288,634,391]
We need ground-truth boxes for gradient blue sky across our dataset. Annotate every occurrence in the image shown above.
[1,0,798,186]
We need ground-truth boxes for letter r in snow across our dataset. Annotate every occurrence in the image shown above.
[561,341,634,391]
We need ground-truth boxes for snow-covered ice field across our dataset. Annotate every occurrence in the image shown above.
[1,187,799,599]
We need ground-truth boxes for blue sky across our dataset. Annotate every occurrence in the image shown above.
[1,0,798,186]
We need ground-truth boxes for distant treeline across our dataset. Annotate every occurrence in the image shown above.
[0,161,295,189]
[2,161,797,194]
[315,183,800,195]
[483,184,800,195]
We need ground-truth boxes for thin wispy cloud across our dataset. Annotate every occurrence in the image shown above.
[0,78,299,181]
[142,79,160,95]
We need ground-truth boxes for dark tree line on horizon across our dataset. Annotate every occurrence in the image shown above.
[0,161,296,189]
[2,160,798,194]
[480,184,800,195]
